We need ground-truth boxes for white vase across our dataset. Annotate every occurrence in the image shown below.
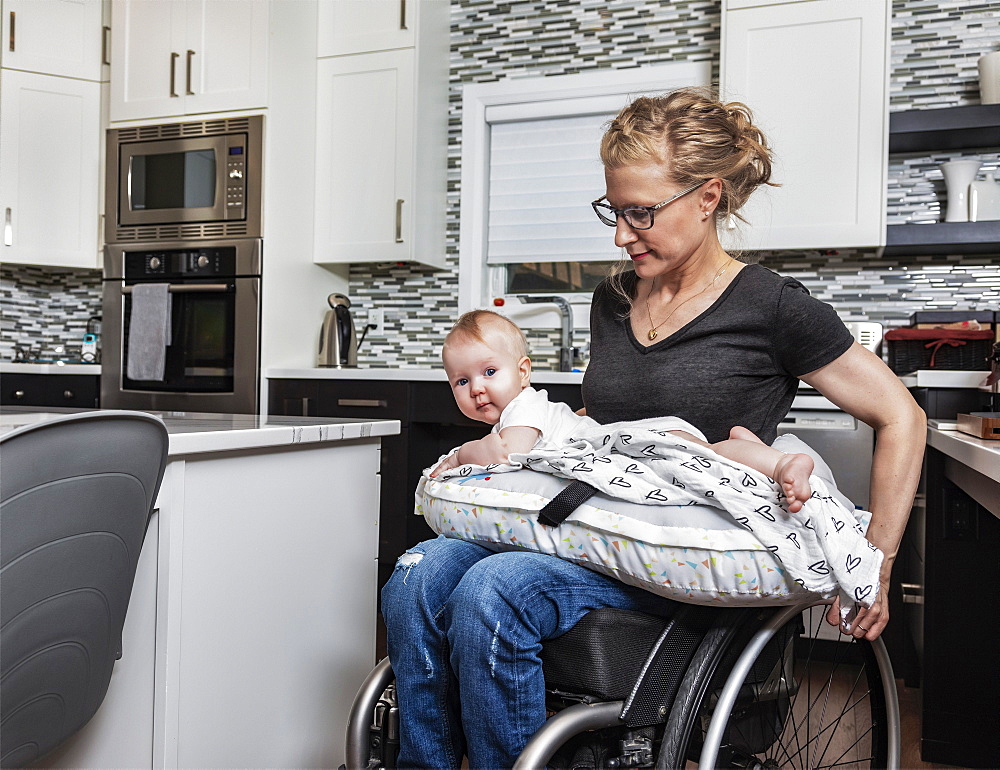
[940,159,982,223]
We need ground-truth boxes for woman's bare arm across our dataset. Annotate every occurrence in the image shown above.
[800,342,926,640]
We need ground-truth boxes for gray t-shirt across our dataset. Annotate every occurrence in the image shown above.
[581,264,854,444]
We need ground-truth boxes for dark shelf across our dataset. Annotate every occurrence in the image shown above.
[884,221,1000,256]
[888,104,1000,153]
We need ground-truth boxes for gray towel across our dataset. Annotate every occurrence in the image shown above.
[126,283,172,381]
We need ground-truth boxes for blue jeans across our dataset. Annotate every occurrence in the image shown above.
[380,536,677,769]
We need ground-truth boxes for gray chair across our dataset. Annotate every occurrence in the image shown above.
[0,411,168,767]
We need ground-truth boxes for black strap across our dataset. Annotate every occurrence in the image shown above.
[537,480,599,527]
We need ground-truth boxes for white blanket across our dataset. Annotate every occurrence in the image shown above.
[437,419,882,619]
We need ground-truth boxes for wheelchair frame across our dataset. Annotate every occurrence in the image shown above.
[345,599,901,769]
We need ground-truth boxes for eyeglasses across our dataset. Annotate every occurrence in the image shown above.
[591,181,705,230]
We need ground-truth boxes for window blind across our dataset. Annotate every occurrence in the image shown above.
[486,113,619,265]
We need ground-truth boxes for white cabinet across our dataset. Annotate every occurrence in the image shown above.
[721,0,890,251]
[0,69,102,268]
[1,0,106,81]
[313,0,448,268]
[318,0,415,56]
[108,0,268,122]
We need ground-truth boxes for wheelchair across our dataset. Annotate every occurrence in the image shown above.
[344,598,900,769]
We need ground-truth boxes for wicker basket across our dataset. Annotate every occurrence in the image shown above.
[884,328,994,374]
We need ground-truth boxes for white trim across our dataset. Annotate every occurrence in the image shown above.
[457,61,712,322]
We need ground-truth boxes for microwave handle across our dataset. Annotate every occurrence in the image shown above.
[122,283,230,295]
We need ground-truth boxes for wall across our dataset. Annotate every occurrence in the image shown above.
[348,0,1000,369]
[2,0,997,366]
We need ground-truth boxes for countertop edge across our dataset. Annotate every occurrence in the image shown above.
[1,363,102,375]
[927,426,1000,484]
[166,419,401,456]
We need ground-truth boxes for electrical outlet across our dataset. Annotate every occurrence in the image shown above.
[368,308,384,335]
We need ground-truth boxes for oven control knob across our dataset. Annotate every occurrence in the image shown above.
[197,255,210,268]
[229,169,243,179]
[149,256,161,270]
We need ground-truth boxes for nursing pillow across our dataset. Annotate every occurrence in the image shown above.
[415,434,872,607]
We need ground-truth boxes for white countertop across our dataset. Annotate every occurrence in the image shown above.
[927,425,1000,484]
[1,362,102,375]
[0,407,400,456]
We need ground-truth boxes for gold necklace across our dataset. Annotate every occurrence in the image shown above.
[644,260,731,341]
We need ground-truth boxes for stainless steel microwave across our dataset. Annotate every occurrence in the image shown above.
[105,115,263,243]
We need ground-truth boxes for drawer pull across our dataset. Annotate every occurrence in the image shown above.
[901,583,924,605]
[337,398,387,408]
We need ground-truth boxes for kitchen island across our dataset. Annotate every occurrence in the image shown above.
[0,408,400,769]
[920,424,999,767]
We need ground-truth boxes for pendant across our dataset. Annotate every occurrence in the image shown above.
[648,329,658,341]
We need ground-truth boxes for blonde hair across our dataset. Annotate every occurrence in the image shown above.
[600,86,777,305]
[444,310,529,362]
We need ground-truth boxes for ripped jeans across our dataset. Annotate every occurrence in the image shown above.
[380,535,676,769]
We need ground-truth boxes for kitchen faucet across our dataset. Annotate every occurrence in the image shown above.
[516,295,578,372]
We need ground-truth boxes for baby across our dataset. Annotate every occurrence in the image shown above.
[431,310,816,513]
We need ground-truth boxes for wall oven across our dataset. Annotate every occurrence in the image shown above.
[101,239,261,414]
[105,116,263,243]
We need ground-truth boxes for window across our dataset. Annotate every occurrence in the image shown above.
[458,62,711,326]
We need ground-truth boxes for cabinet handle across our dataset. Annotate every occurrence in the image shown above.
[8,11,14,51]
[337,398,388,408]
[170,52,179,97]
[4,207,11,246]
[63,390,75,400]
[395,199,404,243]
[13,390,24,400]
[400,0,407,30]
[102,25,110,66]
[901,583,924,605]
[186,49,195,95]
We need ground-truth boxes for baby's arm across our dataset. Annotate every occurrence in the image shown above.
[429,426,540,477]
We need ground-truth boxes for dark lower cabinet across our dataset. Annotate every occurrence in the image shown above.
[1,372,100,408]
[921,446,1000,768]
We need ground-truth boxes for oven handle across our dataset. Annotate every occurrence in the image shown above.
[121,283,232,294]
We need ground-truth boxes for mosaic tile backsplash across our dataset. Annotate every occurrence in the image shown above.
[2,0,998,368]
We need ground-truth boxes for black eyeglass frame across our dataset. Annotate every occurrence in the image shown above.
[591,181,706,230]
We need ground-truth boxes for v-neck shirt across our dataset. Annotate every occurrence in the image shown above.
[581,263,854,444]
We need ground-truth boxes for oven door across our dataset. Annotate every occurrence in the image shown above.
[118,135,230,226]
[102,276,260,414]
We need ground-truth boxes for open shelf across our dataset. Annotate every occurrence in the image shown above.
[888,104,1000,154]
[884,220,1000,256]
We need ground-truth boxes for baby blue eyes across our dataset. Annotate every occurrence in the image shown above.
[454,369,496,387]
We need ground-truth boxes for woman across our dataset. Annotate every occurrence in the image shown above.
[381,87,925,769]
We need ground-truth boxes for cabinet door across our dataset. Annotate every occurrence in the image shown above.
[182,0,268,116]
[109,0,267,123]
[318,0,416,57]
[0,69,101,268]
[1,0,104,81]
[108,0,183,121]
[721,0,889,250]
[314,49,415,264]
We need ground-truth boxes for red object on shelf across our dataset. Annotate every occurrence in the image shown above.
[493,298,505,306]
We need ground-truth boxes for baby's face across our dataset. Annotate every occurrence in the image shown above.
[443,334,528,425]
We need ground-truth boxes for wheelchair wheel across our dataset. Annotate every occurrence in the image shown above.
[656,602,898,769]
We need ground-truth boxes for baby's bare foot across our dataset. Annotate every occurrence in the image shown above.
[774,453,814,513]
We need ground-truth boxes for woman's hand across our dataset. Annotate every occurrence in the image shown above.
[826,573,892,641]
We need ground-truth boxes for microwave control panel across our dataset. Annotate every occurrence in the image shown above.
[225,141,246,216]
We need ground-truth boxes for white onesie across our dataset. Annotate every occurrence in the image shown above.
[493,387,705,452]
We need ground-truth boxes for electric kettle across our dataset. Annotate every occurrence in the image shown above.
[317,293,358,368]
